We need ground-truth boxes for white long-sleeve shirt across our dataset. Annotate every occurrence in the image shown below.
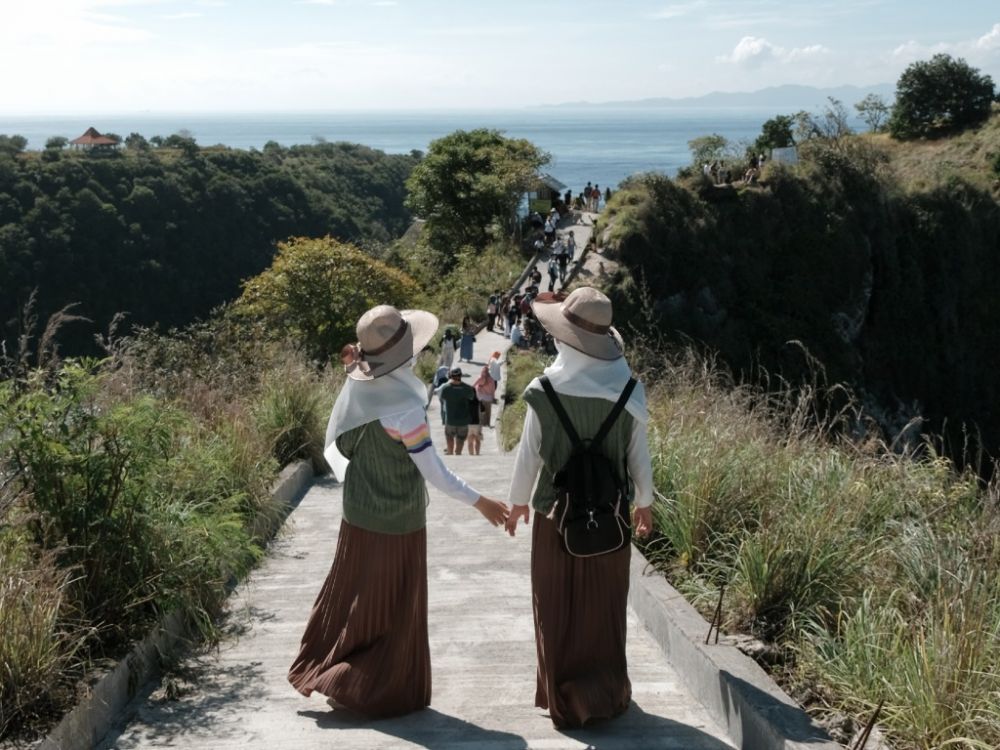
[506,404,653,509]
[379,408,480,505]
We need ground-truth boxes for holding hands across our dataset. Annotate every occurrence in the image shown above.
[505,505,530,536]
[474,496,509,527]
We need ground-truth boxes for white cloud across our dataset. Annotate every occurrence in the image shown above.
[295,0,336,4]
[161,11,203,19]
[890,23,1000,66]
[371,0,398,5]
[649,1,706,20]
[718,36,829,66]
[974,23,1000,51]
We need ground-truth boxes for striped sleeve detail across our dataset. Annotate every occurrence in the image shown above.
[399,423,433,454]
[382,421,432,454]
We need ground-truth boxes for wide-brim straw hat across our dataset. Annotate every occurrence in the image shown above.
[342,305,439,381]
[531,287,624,361]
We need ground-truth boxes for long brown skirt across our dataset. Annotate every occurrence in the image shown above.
[532,513,632,728]
[287,519,431,718]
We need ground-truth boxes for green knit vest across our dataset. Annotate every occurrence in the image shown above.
[335,421,428,534]
[523,383,635,516]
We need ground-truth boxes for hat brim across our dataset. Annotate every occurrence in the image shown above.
[531,297,624,361]
[346,309,440,381]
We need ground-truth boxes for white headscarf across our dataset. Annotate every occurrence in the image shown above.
[526,341,648,424]
[323,364,427,481]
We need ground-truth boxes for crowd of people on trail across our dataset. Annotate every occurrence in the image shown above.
[290,285,654,730]
[580,181,610,212]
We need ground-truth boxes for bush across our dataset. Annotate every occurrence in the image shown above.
[236,236,421,363]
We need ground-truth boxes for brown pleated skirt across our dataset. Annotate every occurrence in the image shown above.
[531,512,632,728]
[287,519,431,718]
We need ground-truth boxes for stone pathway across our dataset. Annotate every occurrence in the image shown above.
[98,328,734,749]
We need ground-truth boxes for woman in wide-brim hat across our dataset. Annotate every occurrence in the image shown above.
[288,305,508,718]
[504,286,655,729]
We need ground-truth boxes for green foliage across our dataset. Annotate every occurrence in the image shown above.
[890,54,996,139]
[44,136,68,150]
[497,349,550,451]
[420,241,525,325]
[236,236,420,362]
[0,134,28,158]
[641,350,1000,747]
[687,133,728,166]
[253,361,337,473]
[405,128,549,266]
[753,115,795,154]
[854,93,892,133]
[601,155,1000,468]
[0,140,420,356]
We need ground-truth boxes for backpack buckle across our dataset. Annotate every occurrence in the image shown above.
[586,509,598,530]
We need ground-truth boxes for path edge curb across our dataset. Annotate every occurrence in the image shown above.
[629,551,843,750]
[35,460,315,750]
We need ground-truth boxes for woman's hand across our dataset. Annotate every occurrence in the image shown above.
[633,506,653,539]
[474,496,509,527]
[505,505,531,537]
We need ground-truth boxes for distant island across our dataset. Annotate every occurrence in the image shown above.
[538,83,896,110]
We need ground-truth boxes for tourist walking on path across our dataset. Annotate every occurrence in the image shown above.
[504,287,654,729]
[459,316,476,362]
[288,305,508,718]
[473,353,500,427]
[486,290,501,331]
[440,329,456,369]
[565,232,576,260]
[437,367,478,455]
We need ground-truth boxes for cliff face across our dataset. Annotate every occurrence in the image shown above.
[602,158,1000,464]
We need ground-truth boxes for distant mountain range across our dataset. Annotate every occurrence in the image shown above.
[539,83,896,110]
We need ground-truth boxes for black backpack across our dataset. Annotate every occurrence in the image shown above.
[539,376,637,558]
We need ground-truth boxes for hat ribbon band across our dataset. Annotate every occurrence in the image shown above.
[562,308,610,336]
[363,319,409,357]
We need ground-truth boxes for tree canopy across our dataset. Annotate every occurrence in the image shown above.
[889,54,996,139]
[0,138,420,354]
[854,93,891,133]
[235,236,420,362]
[404,128,548,265]
[753,115,796,155]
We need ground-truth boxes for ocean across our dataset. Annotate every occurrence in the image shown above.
[1,108,791,191]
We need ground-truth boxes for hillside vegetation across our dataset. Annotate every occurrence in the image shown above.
[598,110,1000,468]
[0,141,419,355]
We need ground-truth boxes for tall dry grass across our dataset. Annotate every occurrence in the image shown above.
[640,348,1000,749]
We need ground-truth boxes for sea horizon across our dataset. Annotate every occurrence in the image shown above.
[1,107,856,191]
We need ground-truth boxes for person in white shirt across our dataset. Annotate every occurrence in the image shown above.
[504,287,652,729]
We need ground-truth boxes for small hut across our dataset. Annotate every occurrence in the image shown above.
[527,173,567,214]
[70,127,120,152]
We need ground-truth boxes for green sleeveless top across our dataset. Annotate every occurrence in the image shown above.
[335,420,428,534]
[523,383,635,515]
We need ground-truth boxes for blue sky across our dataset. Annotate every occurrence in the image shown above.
[2,0,998,113]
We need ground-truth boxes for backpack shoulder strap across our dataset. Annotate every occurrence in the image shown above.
[538,376,582,448]
[591,377,638,450]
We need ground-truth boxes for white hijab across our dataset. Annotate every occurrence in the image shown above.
[526,341,648,424]
[323,364,427,481]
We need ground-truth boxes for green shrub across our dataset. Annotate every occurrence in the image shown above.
[497,349,550,451]
[253,361,338,473]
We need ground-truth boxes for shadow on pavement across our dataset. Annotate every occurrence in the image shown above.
[298,706,530,749]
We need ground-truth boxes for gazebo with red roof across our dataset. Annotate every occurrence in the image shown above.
[70,127,120,150]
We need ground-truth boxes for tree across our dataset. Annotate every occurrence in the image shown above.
[753,115,795,155]
[688,134,728,166]
[889,54,996,139]
[45,136,68,150]
[0,134,28,158]
[405,129,549,264]
[235,236,421,362]
[795,98,853,143]
[125,133,149,151]
[854,93,891,133]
